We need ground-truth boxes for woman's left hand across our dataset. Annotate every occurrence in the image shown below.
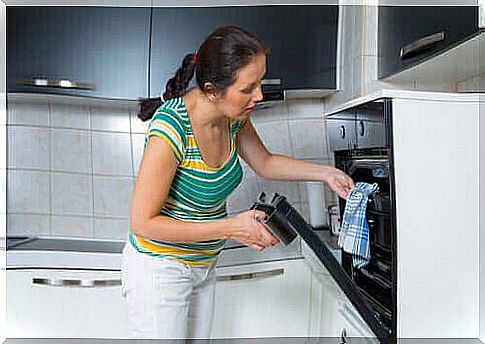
[323,167,355,200]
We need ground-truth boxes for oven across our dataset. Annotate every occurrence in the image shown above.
[327,98,396,337]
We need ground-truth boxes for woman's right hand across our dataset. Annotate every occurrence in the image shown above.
[228,210,279,251]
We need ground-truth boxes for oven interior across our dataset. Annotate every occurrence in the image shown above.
[335,149,395,330]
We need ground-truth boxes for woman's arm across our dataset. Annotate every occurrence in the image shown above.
[130,136,277,250]
[237,121,354,199]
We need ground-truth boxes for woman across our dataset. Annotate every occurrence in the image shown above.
[122,26,354,339]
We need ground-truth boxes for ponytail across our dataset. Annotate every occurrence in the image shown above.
[137,53,196,122]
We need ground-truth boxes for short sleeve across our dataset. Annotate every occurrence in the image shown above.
[145,109,186,163]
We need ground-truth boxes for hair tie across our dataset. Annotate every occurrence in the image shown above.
[193,52,197,65]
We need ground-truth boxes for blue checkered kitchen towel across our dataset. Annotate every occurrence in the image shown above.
[338,182,379,268]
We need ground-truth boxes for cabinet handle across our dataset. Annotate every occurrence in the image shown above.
[359,120,365,137]
[17,78,95,90]
[400,31,445,60]
[261,79,281,86]
[340,125,346,139]
[216,268,284,282]
[32,277,121,288]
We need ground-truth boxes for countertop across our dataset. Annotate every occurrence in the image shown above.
[4,236,303,270]
[3,339,484,344]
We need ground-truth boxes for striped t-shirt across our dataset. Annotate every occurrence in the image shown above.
[129,96,246,266]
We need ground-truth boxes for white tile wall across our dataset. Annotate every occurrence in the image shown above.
[227,162,261,215]
[253,121,293,156]
[7,214,50,236]
[7,96,49,126]
[130,110,150,134]
[288,120,328,160]
[51,172,93,217]
[51,128,92,174]
[90,103,131,133]
[7,170,50,214]
[7,89,336,238]
[50,99,90,130]
[7,126,50,170]
[7,95,140,239]
[250,101,288,125]
[94,217,130,240]
[286,98,324,120]
[131,134,145,177]
[93,176,133,218]
[51,215,94,238]
[256,178,301,207]
[92,132,133,176]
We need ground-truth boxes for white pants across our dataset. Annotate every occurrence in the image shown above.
[121,241,217,339]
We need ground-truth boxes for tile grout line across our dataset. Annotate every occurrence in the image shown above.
[286,103,304,208]
[129,108,136,179]
[89,104,96,239]
[7,122,140,135]
[48,99,53,237]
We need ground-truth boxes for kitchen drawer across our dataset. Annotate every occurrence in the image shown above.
[355,102,386,149]
[326,109,357,152]
[6,269,127,338]
[212,258,312,338]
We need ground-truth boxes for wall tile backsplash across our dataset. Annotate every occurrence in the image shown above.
[7,93,335,240]
[7,94,137,240]
[51,128,92,174]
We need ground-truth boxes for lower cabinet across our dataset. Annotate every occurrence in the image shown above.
[6,269,127,338]
[7,257,376,340]
[308,265,378,343]
[211,258,312,338]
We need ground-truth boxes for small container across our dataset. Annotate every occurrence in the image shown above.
[328,205,341,236]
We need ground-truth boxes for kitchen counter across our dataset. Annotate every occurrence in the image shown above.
[3,339,484,344]
[4,236,302,270]
[3,236,245,253]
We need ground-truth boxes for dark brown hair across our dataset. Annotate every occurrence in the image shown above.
[137,26,268,122]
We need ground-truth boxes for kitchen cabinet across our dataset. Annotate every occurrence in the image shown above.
[6,268,127,338]
[149,5,338,98]
[325,90,481,340]
[378,6,482,79]
[211,258,312,338]
[304,243,378,342]
[7,7,150,100]
[312,270,377,342]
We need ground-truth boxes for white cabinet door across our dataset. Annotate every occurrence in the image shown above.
[211,259,312,338]
[7,269,127,338]
[307,264,378,342]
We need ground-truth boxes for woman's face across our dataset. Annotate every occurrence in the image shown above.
[216,53,266,120]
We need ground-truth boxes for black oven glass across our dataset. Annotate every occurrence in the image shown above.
[335,148,395,332]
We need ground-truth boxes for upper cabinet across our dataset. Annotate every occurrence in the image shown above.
[7,6,338,100]
[378,6,481,79]
[7,7,150,100]
[149,5,338,98]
